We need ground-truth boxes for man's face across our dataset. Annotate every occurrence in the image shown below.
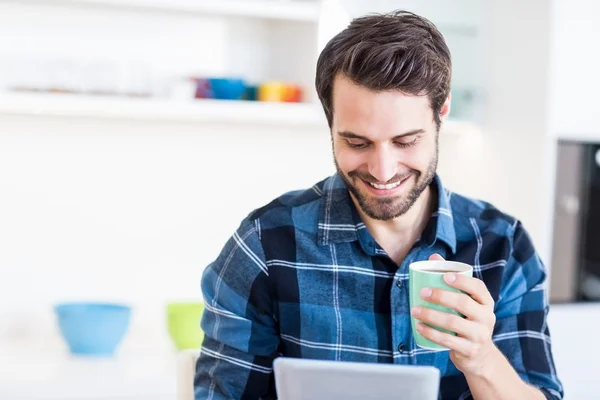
[331,75,448,221]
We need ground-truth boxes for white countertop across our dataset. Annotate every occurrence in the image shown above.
[3,303,598,399]
[0,340,178,400]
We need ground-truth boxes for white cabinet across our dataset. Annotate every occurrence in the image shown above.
[0,0,321,90]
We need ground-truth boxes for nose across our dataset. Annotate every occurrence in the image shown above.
[368,145,398,183]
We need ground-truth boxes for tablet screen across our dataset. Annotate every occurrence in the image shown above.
[274,358,440,400]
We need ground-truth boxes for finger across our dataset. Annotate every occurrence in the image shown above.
[429,253,445,261]
[442,274,495,306]
[416,323,475,356]
[420,288,481,320]
[411,306,489,343]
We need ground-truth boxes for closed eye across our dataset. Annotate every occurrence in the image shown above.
[394,137,419,148]
[346,140,370,149]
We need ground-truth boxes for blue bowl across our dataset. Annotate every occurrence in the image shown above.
[54,302,131,357]
[208,78,247,100]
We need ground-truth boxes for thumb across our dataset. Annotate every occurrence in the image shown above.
[429,253,445,261]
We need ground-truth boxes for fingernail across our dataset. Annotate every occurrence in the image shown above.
[420,288,432,298]
[416,323,424,332]
[411,306,421,317]
[445,273,456,283]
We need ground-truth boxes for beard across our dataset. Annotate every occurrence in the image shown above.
[334,140,438,221]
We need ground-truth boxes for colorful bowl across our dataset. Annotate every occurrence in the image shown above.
[258,81,303,103]
[54,302,131,357]
[208,78,247,100]
[166,302,205,350]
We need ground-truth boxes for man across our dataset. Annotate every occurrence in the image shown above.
[194,10,563,400]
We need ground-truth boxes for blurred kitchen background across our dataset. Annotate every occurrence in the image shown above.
[0,0,598,399]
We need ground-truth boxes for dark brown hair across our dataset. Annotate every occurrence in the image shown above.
[315,10,452,130]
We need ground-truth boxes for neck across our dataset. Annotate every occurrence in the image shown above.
[355,185,436,248]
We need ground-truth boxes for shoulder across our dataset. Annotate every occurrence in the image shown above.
[446,191,543,306]
[244,176,330,230]
[448,190,519,238]
[446,190,535,270]
[447,189,540,267]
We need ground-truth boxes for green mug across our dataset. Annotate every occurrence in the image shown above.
[409,260,473,350]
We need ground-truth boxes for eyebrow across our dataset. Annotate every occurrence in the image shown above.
[337,129,425,141]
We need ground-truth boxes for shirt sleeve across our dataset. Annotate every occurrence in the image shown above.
[194,217,279,400]
[493,221,564,399]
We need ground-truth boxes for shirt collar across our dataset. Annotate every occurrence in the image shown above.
[429,175,457,254]
[317,173,457,254]
[317,173,361,246]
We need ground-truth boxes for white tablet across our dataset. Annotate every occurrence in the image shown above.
[273,357,440,400]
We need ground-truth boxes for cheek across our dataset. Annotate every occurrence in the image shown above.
[405,141,437,170]
[335,147,366,173]
[403,150,429,170]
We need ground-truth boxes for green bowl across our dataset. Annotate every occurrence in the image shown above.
[166,302,205,350]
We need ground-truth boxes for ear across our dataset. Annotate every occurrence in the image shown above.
[439,93,451,122]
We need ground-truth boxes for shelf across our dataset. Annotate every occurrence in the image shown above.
[0,92,328,127]
[0,93,479,135]
[9,0,321,22]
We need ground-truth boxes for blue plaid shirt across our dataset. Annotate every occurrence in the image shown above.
[195,173,563,400]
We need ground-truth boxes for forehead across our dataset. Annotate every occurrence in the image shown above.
[331,74,432,136]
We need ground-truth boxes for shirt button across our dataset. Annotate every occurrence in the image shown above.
[396,279,403,288]
[397,343,406,353]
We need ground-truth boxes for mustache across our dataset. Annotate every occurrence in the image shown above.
[348,170,415,185]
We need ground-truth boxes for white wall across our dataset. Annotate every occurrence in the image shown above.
[549,0,600,137]
[0,114,333,345]
[484,0,554,263]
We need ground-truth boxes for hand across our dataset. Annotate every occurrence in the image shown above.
[410,254,498,376]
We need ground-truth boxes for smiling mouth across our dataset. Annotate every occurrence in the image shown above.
[367,180,403,190]
[364,174,411,190]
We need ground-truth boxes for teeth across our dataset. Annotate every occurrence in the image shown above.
[369,180,402,190]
